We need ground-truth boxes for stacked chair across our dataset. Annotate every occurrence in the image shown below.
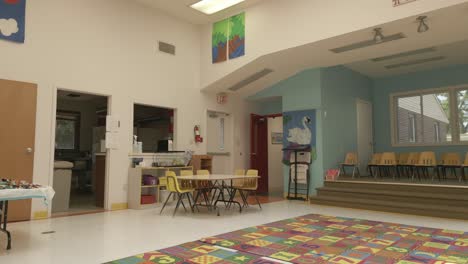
[368,153,382,178]
[377,152,398,180]
[340,152,360,178]
[412,152,438,181]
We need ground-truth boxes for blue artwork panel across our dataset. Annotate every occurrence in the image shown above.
[0,0,26,43]
[282,109,317,164]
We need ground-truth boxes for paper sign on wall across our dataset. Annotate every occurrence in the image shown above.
[105,131,119,150]
[106,115,120,132]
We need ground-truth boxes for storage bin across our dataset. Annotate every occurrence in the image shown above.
[141,195,156,204]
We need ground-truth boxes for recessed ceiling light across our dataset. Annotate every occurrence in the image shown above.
[190,0,245,15]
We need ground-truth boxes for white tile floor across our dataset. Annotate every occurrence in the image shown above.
[0,201,467,264]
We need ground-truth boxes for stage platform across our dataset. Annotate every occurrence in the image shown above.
[310,180,468,220]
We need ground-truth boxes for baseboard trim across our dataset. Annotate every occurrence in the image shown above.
[33,211,49,220]
[111,203,128,211]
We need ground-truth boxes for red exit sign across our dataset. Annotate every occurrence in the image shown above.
[393,0,418,6]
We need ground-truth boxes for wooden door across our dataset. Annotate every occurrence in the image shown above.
[250,114,268,194]
[0,79,37,221]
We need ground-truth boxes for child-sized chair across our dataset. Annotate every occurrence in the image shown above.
[160,171,195,216]
[340,152,360,178]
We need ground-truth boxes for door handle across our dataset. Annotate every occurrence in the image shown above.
[251,153,257,155]
[26,147,33,153]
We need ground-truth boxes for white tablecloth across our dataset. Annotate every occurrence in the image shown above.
[0,186,55,205]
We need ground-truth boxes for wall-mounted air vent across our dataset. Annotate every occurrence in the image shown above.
[330,33,406,53]
[228,68,274,92]
[371,47,437,62]
[158,41,176,55]
[385,56,445,69]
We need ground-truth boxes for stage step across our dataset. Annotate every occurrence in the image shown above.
[310,181,468,220]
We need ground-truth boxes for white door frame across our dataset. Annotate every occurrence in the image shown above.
[356,98,374,175]
[49,87,112,211]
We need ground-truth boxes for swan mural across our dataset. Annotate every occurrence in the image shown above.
[282,110,316,164]
[287,116,312,145]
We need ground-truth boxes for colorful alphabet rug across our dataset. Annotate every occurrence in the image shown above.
[105,241,269,264]
[201,214,468,264]
[106,214,468,264]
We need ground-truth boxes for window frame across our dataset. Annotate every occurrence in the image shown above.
[390,84,468,147]
[55,110,81,152]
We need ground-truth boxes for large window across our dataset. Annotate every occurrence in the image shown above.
[55,111,80,151]
[392,86,468,146]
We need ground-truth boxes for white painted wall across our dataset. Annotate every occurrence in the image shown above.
[0,0,254,216]
[267,117,283,194]
[200,0,468,88]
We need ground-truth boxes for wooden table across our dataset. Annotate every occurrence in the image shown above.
[0,186,55,250]
[177,174,260,216]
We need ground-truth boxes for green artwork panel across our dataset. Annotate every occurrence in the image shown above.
[229,12,245,59]
[212,18,228,63]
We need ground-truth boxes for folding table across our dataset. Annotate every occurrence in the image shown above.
[177,174,260,216]
[0,186,55,250]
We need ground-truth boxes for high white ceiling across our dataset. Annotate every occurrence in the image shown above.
[132,0,263,24]
[346,39,468,78]
[200,2,468,97]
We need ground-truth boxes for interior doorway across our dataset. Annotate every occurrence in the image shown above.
[356,99,374,175]
[206,110,232,174]
[250,113,283,195]
[53,90,108,216]
[0,79,37,222]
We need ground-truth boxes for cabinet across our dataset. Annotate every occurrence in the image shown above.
[128,166,193,209]
[190,155,213,173]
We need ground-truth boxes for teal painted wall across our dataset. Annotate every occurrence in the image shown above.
[373,64,468,156]
[321,66,373,172]
[250,67,372,195]
[257,98,282,115]
[250,68,323,195]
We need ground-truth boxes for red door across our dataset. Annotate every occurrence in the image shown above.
[250,114,268,194]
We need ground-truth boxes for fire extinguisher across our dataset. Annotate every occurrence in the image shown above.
[194,125,203,143]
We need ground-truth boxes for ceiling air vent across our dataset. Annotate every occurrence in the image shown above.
[228,68,274,92]
[330,33,406,53]
[158,41,176,55]
[385,56,445,69]
[371,47,437,62]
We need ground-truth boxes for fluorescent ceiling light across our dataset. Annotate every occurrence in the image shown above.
[190,0,245,15]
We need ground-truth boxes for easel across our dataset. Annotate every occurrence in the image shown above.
[283,146,311,201]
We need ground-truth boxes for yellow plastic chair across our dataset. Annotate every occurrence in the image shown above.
[181,170,193,176]
[439,153,461,181]
[197,170,210,175]
[368,153,382,178]
[160,171,195,216]
[412,152,438,181]
[195,169,214,208]
[180,169,194,188]
[340,152,360,178]
[232,169,246,189]
[234,169,261,209]
[397,153,410,178]
[378,152,398,180]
